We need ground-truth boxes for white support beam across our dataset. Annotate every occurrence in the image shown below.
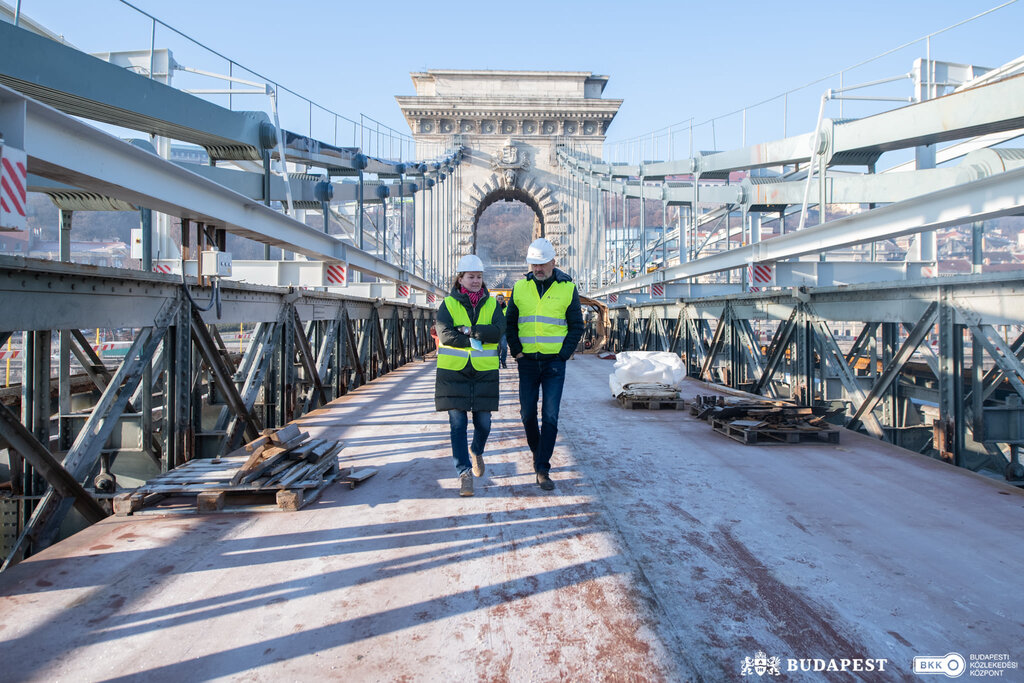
[564,73,1024,182]
[589,164,1024,297]
[0,83,440,294]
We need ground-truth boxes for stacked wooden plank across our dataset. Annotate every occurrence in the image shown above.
[616,383,686,410]
[113,426,344,515]
[229,424,342,489]
[690,395,787,421]
[691,395,842,445]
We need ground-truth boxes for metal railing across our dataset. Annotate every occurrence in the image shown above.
[602,1,1021,165]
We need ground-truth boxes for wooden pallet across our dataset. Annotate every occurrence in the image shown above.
[113,453,341,515]
[617,395,687,410]
[711,418,841,445]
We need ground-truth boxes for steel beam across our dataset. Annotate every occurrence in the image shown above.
[0,404,106,522]
[846,303,938,431]
[292,308,328,410]
[0,83,440,293]
[0,22,271,160]
[588,164,1024,297]
[832,73,1024,160]
[811,318,884,437]
[189,306,263,444]
[564,74,1024,179]
[4,297,179,565]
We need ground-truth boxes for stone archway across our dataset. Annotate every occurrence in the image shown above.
[472,187,545,242]
[396,70,622,271]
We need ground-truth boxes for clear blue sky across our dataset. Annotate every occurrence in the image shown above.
[14,0,1024,160]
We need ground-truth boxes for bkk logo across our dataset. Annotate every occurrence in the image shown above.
[913,653,966,678]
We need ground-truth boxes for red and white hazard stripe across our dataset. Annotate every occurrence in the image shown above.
[650,283,664,297]
[326,264,346,285]
[0,349,22,361]
[0,146,27,230]
[397,284,410,297]
[427,293,436,303]
[608,293,618,303]
[153,264,173,274]
[747,262,774,292]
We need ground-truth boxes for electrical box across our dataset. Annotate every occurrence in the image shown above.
[130,228,143,259]
[200,249,232,278]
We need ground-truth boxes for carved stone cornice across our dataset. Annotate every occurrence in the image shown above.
[405,112,615,137]
[395,75,623,140]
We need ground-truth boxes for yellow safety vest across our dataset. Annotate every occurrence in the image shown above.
[513,278,574,355]
[437,296,500,371]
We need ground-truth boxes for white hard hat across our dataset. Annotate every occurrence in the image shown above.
[526,238,555,264]
[456,254,484,272]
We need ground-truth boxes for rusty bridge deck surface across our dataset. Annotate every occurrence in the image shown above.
[1,356,1022,681]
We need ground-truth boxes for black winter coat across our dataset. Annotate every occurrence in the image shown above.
[434,285,506,412]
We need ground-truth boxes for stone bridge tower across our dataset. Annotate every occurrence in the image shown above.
[396,70,621,268]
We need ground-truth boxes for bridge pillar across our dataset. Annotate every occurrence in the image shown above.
[397,71,621,280]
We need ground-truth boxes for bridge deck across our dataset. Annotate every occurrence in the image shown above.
[1,356,1022,681]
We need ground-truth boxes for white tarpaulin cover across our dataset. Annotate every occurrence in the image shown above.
[609,351,686,397]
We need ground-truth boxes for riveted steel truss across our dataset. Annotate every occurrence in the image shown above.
[607,273,1024,482]
[0,257,435,568]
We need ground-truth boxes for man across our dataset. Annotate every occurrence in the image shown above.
[506,237,584,490]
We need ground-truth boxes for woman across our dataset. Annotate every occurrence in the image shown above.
[495,293,509,369]
[434,254,506,496]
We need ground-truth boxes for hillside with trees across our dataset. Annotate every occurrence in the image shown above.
[475,201,535,263]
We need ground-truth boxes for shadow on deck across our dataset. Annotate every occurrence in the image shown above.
[1,356,1022,681]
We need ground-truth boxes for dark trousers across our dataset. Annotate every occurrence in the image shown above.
[447,410,491,475]
[498,336,508,367]
[516,358,566,473]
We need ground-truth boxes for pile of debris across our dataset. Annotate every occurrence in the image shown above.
[616,382,686,410]
[610,351,686,410]
[230,424,343,488]
[113,425,346,514]
[692,394,842,445]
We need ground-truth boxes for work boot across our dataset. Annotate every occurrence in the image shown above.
[470,450,485,477]
[536,472,554,491]
[459,471,474,497]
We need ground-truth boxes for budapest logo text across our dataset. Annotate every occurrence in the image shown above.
[741,651,887,677]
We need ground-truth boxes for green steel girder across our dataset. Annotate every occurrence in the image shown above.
[292,308,329,411]
[4,295,181,567]
[846,303,938,432]
[809,316,884,438]
[753,307,798,396]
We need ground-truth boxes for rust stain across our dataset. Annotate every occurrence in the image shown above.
[887,631,913,647]
[89,544,113,550]
[664,501,701,525]
[786,515,811,534]
[713,526,910,677]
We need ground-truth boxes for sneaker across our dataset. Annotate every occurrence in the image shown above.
[536,472,554,491]
[470,450,485,477]
[459,472,474,497]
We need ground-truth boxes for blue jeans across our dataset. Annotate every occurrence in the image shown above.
[516,358,566,473]
[498,336,508,367]
[448,410,492,475]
